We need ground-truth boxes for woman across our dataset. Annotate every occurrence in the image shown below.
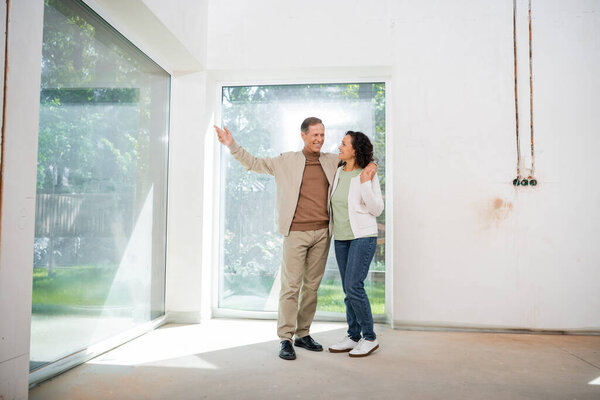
[328,131,384,357]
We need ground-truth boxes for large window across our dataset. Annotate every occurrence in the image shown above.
[219,83,386,315]
[30,0,170,371]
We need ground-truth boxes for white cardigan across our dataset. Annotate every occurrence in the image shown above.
[330,166,384,239]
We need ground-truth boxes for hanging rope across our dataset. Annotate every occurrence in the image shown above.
[528,0,536,182]
[512,0,522,185]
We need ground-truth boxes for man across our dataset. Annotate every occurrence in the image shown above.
[214,117,375,360]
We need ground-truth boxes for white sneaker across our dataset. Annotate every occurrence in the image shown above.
[349,338,379,357]
[328,336,359,353]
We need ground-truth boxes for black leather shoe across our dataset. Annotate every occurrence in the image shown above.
[279,340,296,360]
[294,335,323,352]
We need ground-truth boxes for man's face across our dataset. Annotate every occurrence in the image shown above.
[301,123,325,153]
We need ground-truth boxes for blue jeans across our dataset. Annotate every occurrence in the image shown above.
[334,237,377,341]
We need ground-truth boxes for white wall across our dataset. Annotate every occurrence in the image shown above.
[0,2,45,399]
[203,0,600,331]
[392,0,599,331]
[207,0,393,69]
[165,71,209,322]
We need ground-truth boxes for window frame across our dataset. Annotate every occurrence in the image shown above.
[210,77,393,325]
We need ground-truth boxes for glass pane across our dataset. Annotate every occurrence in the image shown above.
[220,83,386,314]
[30,0,170,371]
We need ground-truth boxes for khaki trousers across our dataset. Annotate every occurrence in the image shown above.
[277,228,330,342]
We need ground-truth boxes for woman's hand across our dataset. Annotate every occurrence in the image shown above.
[360,162,377,183]
[214,125,234,147]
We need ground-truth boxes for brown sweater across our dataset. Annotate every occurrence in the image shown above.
[289,148,330,232]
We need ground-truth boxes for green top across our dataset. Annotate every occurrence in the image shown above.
[331,168,362,240]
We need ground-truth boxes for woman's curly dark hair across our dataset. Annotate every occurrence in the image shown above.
[338,131,374,169]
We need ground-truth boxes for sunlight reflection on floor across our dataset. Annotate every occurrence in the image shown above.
[88,319,345,369]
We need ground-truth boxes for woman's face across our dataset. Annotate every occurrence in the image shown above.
[338,135,356,162]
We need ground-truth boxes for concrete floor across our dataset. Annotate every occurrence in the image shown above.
[30,319,600,400]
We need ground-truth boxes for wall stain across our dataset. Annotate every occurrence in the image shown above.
[483,197,514,228]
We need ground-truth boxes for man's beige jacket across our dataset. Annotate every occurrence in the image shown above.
[228,141,339,236]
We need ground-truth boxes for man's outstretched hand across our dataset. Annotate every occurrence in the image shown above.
[214,125,234,147]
